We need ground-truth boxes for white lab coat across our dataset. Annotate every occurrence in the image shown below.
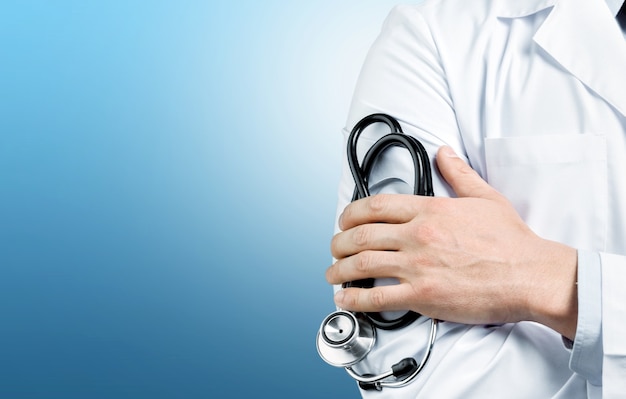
[335,0,626,397]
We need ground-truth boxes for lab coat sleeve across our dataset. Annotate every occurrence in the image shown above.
[598,252,626,398]
[570,250,602,386]
[568,250,626,398]
[570,250,626,398]
[335,4,466,232]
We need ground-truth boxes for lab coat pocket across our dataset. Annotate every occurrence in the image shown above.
[485,134,607,251]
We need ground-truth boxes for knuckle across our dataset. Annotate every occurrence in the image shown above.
[354,252,373,274]
[369,289,387,309]
[457,162,475,177]
[448,161,477,185]
[408,252,430,269]
[368,194,389,217]
[352,225,371,247]
[418,277,434,296]
[415,277,439,302]
[411,222,438,244]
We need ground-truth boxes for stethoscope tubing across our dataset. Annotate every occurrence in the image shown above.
[345,319,438,389]
[318,113,439,391]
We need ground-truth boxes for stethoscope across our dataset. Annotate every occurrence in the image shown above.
[316,113,439,391]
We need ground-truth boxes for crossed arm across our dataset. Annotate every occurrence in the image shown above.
[326,146,579,340]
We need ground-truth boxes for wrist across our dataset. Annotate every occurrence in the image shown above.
[526,240,578,340]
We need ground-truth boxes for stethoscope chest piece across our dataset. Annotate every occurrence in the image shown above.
[316,311,375,367]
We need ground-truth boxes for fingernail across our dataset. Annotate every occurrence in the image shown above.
[441,146,459,158]
[338,212,344,230]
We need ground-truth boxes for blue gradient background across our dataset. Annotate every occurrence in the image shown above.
[0,1,404,398]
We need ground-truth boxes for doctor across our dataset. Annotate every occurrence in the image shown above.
[326,0,626,397]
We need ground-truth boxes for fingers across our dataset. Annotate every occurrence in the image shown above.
[326,250,407,285]
[334,283,416,313]
[436,146,503,201]
[339,147,500,231]
[331,222,405,259]
[339,193,423,231]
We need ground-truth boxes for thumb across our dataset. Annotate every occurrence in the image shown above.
[436,146,501,200]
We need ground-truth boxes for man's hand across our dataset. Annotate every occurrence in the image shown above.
[327,146,578,339]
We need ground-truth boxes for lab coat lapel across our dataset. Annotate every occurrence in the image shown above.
[532,0,626,116]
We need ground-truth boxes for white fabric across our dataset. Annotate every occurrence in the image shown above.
[335,0,626,397]
[606,0,624,15]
